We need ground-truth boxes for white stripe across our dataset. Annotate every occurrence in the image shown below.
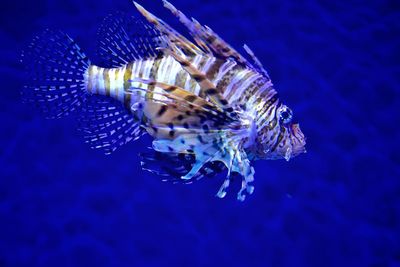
[247,80,274,107]
[201,57,216,74]
[164,57,176,85]
[229,73,262,103]
[142,59,154,89]
[223,69,252,98]
[97,67,105,96]
[180,55,200,92]
[195,56,216,96]
[131,60,142,92]
[108,68,116,98]
[157,56,168,83]
[168,59,182,86]
[93,66,99,94]
[117,66,125,102]
[191,55,203,95]
[192,55,203,69]
[153,58,171,102]
[133,60,141,78]
[256,105,276,129]
[214,60,237,85]
[131,61,142,106]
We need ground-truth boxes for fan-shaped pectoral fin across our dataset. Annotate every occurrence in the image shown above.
[216,149,255,201]
[232,151,255,201]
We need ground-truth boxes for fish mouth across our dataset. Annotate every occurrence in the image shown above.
[268,123,306,161]
[288,123,306,157]
[257,123,306,161]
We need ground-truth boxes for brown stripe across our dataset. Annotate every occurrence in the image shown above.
[238,78,270,104]
[124,63,133,110]
[87,66,95,93]
[225,70,255,100]
[146,58,162,100]
[197,56,208,72]
[206,35,217,43]
[179,60,190,67]
[157,105,168,117]
[103,69,111,96]
[192,74,205,82]
[258,94,279,127]
[216,64,242,95]
[164,86,177,92]
[205,59,225,80]
[205,88,218,95]
[150,57,162,82]
[184,95,197,102]
[185,56,199,93]
[114,68,121,98]
[271,126,285,152]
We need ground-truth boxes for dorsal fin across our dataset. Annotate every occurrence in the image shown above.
[161,1,271,80]
[96,11,165,67]
[162,1,247,64]
[243,44,271,80]
[133,1,206,57]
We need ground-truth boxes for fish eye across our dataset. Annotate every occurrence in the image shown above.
[279,106,293,124]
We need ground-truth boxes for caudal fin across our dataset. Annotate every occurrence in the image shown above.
[21,29,90,119]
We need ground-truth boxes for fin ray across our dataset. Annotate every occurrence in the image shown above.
[133,1,205,57]
[21,29,90,119]
[78,95,144,154]
[162,1,271,80]
[140,150,226,183]
[97,12,165,67]
[162,1,247,63]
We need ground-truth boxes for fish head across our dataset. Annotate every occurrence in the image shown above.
[255,103,306,161]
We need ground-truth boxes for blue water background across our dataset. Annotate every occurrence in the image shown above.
[1,0,399,266]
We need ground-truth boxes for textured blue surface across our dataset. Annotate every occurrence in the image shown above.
[1,0,400,266]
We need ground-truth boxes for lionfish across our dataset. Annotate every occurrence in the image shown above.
[21,1,306,201]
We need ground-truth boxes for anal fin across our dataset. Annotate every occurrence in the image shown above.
[78,95,144,154]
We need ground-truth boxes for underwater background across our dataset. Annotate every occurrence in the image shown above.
[1,0,399,266]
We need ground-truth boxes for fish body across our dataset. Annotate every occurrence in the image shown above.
[21,1,306,201]
[86,55,267,138]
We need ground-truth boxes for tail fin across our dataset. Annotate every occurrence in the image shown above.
[21,29,90,119]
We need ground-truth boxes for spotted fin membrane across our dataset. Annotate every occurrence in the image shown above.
[21,29,90,119]
[139,150,226,183]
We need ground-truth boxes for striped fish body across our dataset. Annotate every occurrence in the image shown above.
[85,55,275,141]
[22,1,306,201]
